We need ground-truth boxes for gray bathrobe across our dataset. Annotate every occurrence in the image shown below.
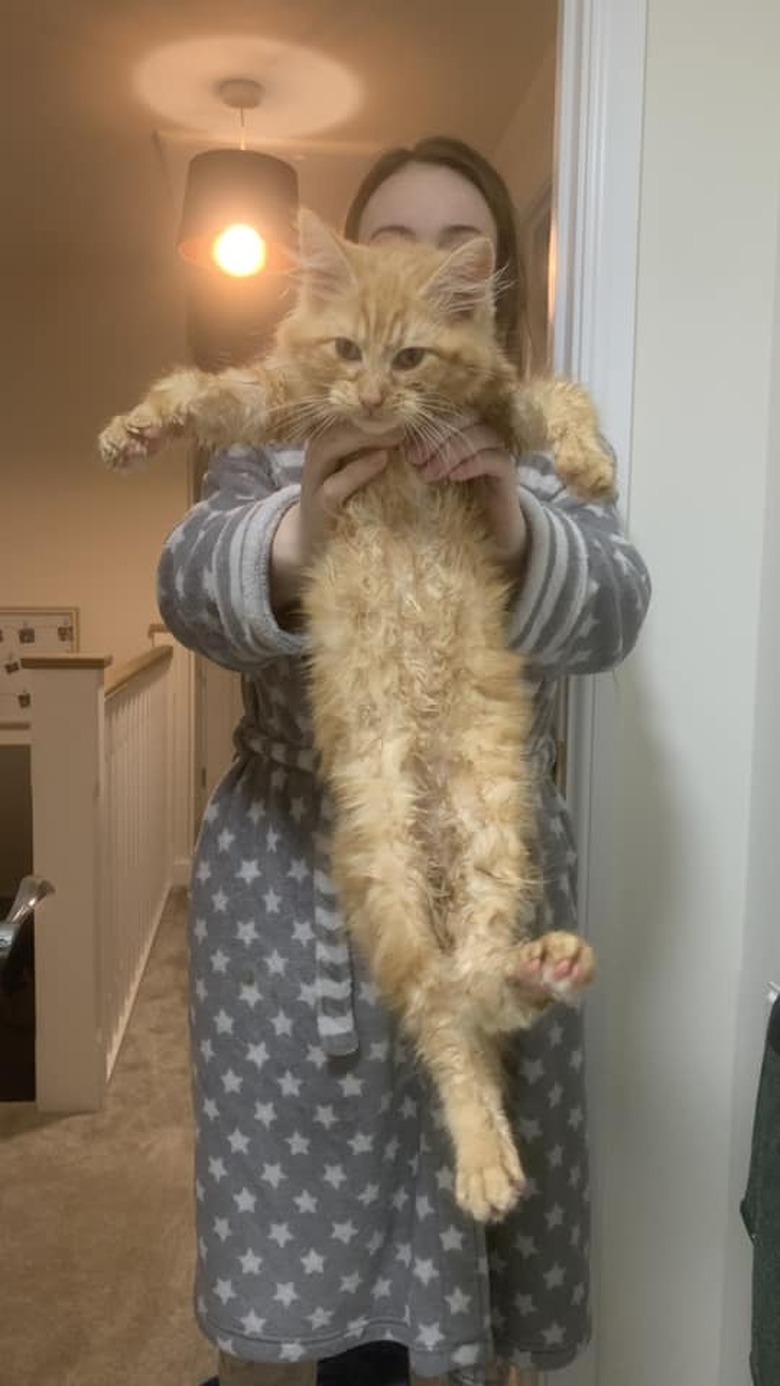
[157,443,650,1378]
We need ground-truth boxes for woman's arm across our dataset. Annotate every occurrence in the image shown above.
[508,451,651,675]
[156,445,308,673]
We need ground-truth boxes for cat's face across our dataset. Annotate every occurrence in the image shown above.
[274,211,504,444]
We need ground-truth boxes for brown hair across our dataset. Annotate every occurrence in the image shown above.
[343,135,529,371]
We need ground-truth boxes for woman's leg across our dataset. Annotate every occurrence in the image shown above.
[317,1341,410,1385]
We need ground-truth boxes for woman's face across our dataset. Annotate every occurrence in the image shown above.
[356,161,498,254]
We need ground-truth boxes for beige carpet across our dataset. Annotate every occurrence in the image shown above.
[0,887,216,1386]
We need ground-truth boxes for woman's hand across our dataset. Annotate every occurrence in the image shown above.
[408,416,528,571]
[270,421,402,621]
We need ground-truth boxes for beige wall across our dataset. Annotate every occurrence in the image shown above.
[0,260,191,668]
[493,38,557,219]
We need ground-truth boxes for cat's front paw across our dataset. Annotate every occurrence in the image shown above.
[511,930,596,1006]
[455,1126,526,1222]
[98,407,168,471]
[556,434,616,501]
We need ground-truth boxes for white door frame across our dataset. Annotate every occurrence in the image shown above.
[552,1,648,1383]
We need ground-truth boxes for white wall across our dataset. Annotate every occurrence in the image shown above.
[719,149,780,1386]
[590,1,780,1382]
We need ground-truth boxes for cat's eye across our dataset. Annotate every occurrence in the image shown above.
[334,337,362,362]
[393,347,427,370]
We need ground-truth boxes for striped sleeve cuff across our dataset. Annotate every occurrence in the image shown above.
[219,483,310,659]
[507,488,590,659]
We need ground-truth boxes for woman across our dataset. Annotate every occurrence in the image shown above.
[161,137,651,1386]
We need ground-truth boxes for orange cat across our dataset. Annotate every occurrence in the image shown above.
[99,211,611,1221]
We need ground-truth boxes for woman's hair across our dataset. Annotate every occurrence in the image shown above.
[343,135,530,371]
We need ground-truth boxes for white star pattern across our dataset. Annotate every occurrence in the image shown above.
[331,1220,358,1244]
[236,920,259,946]
[413,1258,437,1286]
[262,1163,286,1189]
[446,1288,471,1314]
[274,1283,298,1307]
[278,1071,301,1097]
[269,1223,293,1248]
[287,1132,310,1156]
[348,1132,373,1156]
[247,1042,268,1069]
[240,1310,266,1333]
[237,859,261,884]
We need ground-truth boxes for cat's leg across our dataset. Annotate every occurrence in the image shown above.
[98,364,279,470]
[436,691,596,1032]
[327,762,525,1223]
[419,1015,526,1222]
[511,378,616,501]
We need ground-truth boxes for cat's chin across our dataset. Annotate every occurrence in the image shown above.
[351,415,402,437]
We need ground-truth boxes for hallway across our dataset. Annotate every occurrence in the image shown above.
[0,889,214,1385]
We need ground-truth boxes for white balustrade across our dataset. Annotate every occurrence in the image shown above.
[22,647,174,1111]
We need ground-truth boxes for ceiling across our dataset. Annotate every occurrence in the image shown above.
[3,0,557,274]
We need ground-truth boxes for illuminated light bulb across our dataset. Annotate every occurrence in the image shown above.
[212,223,267,277]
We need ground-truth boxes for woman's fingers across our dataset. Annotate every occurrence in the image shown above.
[319,450,389,513]
[410,422,506,480]
[306,421,403,483]
[447,449,509,482]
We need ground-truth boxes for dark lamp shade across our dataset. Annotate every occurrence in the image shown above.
[177,149,299,274]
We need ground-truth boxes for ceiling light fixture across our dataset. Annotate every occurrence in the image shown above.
[176,78,299,278]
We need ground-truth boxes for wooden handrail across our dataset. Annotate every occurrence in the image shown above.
[21,655,113,671]
[20,648,173,700]
[105,646,172,698]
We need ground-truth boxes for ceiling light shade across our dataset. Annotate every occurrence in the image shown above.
[176,148,299,276]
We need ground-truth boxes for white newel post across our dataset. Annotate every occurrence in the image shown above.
[23,655,112,1112]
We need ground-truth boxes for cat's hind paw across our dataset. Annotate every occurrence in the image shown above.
[455,1127,526,1222]
[510,931,596,1006]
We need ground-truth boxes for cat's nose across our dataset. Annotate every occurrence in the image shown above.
[359,381,386,412]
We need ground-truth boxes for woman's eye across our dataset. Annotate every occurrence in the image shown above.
[393,347,427,370]
[334,337,362,362]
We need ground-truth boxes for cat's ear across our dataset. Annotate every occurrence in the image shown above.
[421,236,496,319]
[294,208,357,299]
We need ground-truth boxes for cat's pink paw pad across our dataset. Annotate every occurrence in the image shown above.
[511,932,596,1005]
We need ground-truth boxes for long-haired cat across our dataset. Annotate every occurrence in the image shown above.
[99,210,611,1222]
